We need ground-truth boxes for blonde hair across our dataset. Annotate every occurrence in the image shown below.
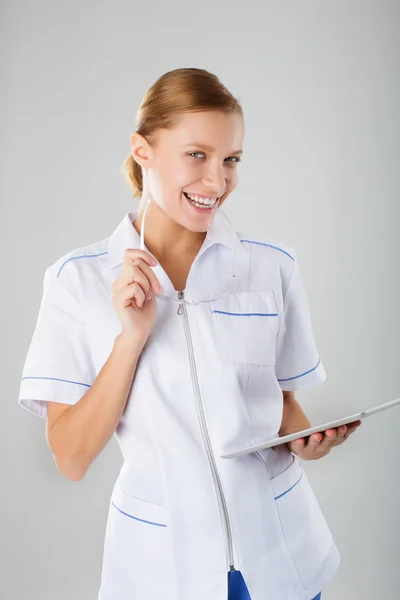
[121,68,243,198]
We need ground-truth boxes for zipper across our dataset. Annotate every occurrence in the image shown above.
[177,290,235,572]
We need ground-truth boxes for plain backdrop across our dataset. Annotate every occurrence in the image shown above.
[2,1,399,599]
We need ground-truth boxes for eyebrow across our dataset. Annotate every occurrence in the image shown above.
[182,142,243,155]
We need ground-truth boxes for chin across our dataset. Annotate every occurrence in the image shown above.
[181,215,211,232]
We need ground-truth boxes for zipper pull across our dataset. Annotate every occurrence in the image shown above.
[177,290,184,315]
[229,565,235,572]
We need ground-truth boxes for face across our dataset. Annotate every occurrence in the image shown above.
[130,110,244,232]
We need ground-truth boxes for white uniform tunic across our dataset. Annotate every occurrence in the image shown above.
[18,209,341,600]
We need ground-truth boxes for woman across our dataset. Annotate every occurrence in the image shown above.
[19,68,360,600]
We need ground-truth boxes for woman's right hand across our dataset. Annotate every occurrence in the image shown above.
[111,249,164,344]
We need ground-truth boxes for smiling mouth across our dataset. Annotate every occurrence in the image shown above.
[183,192,221,209]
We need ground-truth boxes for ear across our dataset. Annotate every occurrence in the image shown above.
[130,132,155,169]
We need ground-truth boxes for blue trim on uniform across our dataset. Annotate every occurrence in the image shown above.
[21,376,91,388]
[212,311,278,317]
[277,358,321,382]
[227,570,322,600]
[274,471,303,500]
[57,252,108,277]
[111,501,167,527]
[240,239,295,261]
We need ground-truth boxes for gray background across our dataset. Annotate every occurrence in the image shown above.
[2,1,399,598]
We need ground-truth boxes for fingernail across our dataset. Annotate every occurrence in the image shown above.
[151,257,158,265]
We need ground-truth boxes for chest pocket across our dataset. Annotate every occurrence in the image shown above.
[211,290,279,366]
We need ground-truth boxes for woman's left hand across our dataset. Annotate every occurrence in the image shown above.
[287,420,362,460]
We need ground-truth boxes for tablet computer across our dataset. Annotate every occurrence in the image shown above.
[220,397,400,459]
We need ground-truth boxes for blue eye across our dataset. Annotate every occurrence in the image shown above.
[188,152,242,163]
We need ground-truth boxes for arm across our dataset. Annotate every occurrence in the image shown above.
[279,391,311,436]
[46,333,144,481]
[279,391,362,459]
[279,391,311,452]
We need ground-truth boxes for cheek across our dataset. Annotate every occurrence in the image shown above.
[148,166,189,213]
[229,168,239,185]
[148,161,182,198]
[152,158,239,198]
[161,160,193,190]
[225,172,239,194]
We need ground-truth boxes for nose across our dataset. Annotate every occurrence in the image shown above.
[201,161,225,194]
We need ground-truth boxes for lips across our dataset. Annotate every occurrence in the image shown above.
[183,192,219,203]
[183,192,217,212]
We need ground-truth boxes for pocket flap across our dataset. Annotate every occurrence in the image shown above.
[271,455,303,500]
[211,290,279,365]
[111,484,168,527]
[211,289,278,316]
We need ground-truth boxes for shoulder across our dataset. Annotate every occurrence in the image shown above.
[237,230,297,286]
[45,235,110,299]
[238,230,296,261]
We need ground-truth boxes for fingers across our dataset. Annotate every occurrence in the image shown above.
[119,280,146,308]
[307,426,347,451]
[132,261,164,295]
[347,420,362,431]
[112,270,145,310]
[298,421,362,458]
[120,264,150,295]
[344,422,361,439]
[320,422,360,446]
[306,434,325,451]
[120,263,163,296]
[112,249,164,310]
[122,249,158,269]
[124,250,164,294]
[115,250,164,296]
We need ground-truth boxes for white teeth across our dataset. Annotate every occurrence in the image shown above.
[185,193,217,206]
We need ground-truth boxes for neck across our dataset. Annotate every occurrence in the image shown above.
[132,198,207,263]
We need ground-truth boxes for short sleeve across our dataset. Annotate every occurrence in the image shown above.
[275,252,326,391]
[18,264,96,419]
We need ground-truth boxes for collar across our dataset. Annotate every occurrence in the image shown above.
[102,207,238,271]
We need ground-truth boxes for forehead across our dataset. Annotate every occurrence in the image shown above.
[157,110,244,149]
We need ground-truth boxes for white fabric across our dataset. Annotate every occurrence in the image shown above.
[19,209,340,600]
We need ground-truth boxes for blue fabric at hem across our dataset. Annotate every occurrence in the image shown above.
[227,569,322,600]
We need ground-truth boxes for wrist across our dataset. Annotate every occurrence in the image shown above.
[114,331,147,354]
[279,398,311,438]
